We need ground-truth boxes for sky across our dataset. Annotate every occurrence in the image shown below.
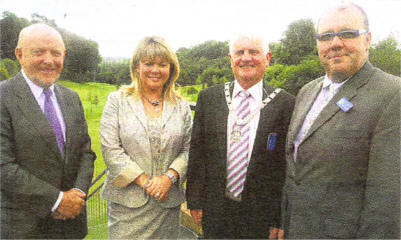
[2,0,400,58]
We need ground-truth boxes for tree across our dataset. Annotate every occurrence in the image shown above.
[265,56,324,95]
[60,30,102,82]
[176,40,230,86]
[271,19,317,65]
[95,59,131,85]
[284,57,324,95]
[0,58,19,80]
[31,13,57,27]
[2,58,19,76]
[370,35,401,76]
[0,11,30,60]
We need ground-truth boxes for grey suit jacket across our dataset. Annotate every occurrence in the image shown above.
[283,62,400,239]
[0,72,96,239]
[100,91,192,208]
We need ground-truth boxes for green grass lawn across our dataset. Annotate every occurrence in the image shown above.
[58,81,201,239]
[59,81,117,186]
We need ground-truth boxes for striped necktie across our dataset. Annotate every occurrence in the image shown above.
[227,90,251,198]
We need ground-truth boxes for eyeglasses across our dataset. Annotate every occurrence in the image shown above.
[316,29,368,41]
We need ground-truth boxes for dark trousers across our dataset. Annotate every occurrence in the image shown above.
[202,197,270,239]
[1,207,82,239]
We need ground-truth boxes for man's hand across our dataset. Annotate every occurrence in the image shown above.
[52,211,67,221]
[269,227,284,239]
[56,189,86,219]
[190,209,203,225]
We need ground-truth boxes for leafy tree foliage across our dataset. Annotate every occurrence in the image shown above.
[265,56,325,95]
[176,40,232,86]
[60,30,102,82]
[0,12,29,60]
[31,13,57,27]
[96,59,131,86]
[369,34,401,76]
[271,19,317,65]
[0,58,19,80]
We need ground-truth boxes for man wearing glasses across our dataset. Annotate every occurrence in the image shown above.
[282,2,400,239]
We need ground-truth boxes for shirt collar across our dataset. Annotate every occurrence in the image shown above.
[322,75,348,91]
[22,69,55,99]
[233,79,263,101]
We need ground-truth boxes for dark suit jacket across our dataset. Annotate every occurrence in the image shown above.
[186,82,295,238]
[0,73,96,239]
[283,61,400,239]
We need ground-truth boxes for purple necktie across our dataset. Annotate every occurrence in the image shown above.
[227,90,251,198]
[43,89,65,155]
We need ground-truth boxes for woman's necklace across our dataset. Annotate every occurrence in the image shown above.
[144,95,163,112]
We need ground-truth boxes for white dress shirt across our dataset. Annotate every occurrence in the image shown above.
[293,76,347,161]
[22,70,66,142]
[227,80,263,163]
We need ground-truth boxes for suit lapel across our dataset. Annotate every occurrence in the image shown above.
[126,95,154,159]
[288,79,323,144]
[54,85,71,161]
[217,84,230,165]
[247,83,277,172]
[12,73,63,159]
[301,62,373,142]
[126,96,149,132]
[161,100,175,129]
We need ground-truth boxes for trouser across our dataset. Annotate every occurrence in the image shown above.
[1,207,86,239]
[202,197,270,239]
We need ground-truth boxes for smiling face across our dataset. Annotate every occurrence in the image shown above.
[317,5,371,82]
[138,56,171,93]
[15,25,66,88]
[229,36,271,89]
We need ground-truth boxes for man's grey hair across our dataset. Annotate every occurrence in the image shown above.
[229,34,269,55]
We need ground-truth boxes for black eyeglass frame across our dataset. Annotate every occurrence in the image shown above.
[316,29,369,41]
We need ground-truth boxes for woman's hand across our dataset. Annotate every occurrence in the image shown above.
[146,175,172,202]
[133,173,149,188]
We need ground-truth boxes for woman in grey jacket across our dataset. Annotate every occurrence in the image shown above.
[100,36,192,239]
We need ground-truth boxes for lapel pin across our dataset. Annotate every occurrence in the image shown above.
[336,97,353,112]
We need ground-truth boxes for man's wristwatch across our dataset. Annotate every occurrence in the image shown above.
[164,171,177,184]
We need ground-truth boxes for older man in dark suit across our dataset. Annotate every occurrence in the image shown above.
[186,34,295,239]
[282,2,400,239]
[0,24,96,239]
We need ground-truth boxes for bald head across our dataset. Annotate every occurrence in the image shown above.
[317,2,369,33]
[17,24,65,50]
[15,23,66,88]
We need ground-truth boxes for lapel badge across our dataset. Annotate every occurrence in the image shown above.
[336,97,353,112]
[267,133,278,151]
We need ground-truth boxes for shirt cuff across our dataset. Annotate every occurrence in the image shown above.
[72,188,86,195]
[51,191,64,212]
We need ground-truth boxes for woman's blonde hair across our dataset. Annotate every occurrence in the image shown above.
[121,36,181,103]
